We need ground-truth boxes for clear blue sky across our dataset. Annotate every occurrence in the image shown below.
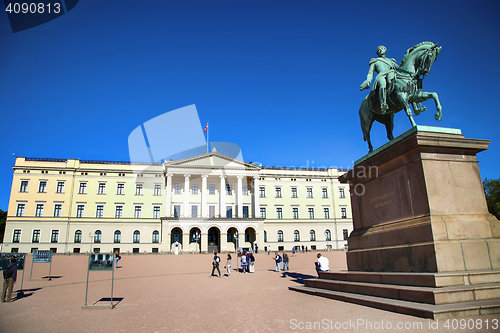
[1,0,499,210]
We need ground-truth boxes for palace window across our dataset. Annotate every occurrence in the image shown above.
[341,207,347,219]
[16,204,25,217]
[275,187,282,198]
[243,206,249,218]
[260,207,266,219]
[12,229,21,243]
[259,187,265,198]
[98,183,106,194]
[191,205,198,218]
[20,180,29,192]
[276,207,283,219]
[242,184,249,195]
[277,230,284,242]
[56,181,65,193]
[96,205,104,218]
[152,230,159,243]
[324,207,330,219]
[291,187,298,198]
[133,230,140,243]
[135,184,143,195]
[191,183,198,194]
[339,187,346,198]
[117,183,125,195]
[174,183,182,194]
[322,188,328,198]
[308,207,314,219]
[226,206,232,218]
[209,206,215,218]
[32,229,40,243]
[209,184,216,194]
[76,205,85,218]
[154,184,162,196]
[292,207,299,219]
[226,184,232,195]
[343,229,349,240]
[78,182,87,194]
[74,230,82,243]
[38,181,47,193]
[94,230,102,243]
[325,229,331,241]
[115,206,123,218]
[114,230,121,243]
[174,205,181,218]
[35,204,44,217]
[307,188,313,198]
[134,206,142,219]
[153,206,161,219]
[51,230,59,243]
[54,204,62,217]
[294,230,300,242]
[310,230,316,241]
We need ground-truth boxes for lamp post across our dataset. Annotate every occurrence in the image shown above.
[324,231,329,252]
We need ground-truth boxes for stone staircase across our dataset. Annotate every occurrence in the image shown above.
[289,270,500,319]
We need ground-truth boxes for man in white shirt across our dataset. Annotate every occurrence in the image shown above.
[315,253,329,277]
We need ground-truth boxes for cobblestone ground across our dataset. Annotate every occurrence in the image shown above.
[0,251,498,332]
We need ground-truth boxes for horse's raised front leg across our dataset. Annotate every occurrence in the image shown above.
[414,91,442,121]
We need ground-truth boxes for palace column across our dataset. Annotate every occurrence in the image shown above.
[253,176,260,218]
[165,173,173,217]
[182,232,190,253]
[201,175,208,218]
[220,232,228,253]
[201,232,208,253]
[184,174,191,217]
[219,175,226,218]
[237,175,243,218]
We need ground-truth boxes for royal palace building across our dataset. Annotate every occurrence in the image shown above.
[2,152,353,254]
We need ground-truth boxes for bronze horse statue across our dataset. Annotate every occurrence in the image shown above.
[359,42,442,152]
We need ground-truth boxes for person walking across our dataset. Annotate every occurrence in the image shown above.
[292,247,295,257]
[224,254,232,277]
[274,252,282,272]
[114,251,121,268]
[282,251,289,271]
[210,252,221,278]
[2,257,17,303]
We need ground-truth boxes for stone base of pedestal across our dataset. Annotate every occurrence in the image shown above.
[289,270,500,319]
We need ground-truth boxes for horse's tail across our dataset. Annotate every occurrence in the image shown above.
[359,95,371,142]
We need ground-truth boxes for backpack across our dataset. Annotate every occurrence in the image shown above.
[242,256,247,264]
[277,255,282,263]
[3,265,12,279]
[215,256,220,263]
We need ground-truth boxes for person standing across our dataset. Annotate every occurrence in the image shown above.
[114,251,121,268]
[302,245,304,253]
[274,252,281,272]
[249,252,255,273]
[241,252,248,273]
[282,251,289,271]
[315,253,330,277]
[210,252,221,278]
[245,252,251,272]
[268,246,271,255]
[2,257,17,303]
[224,254,232,277]
[292,247,296,257]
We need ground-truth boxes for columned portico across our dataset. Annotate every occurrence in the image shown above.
[219,175,226,218]
[166,173,173,217]
[253,177,260,218]
[201,175,208,218]
[237,175,243,218]
[183,174,190,217]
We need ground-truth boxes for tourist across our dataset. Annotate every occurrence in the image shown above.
[292,247,295,257]
[274,252,281,272]
[315,253,330,277]
[282,251,289,271]
[241,252,248,273]
[2,257,17,303]
[210,252,221,278]
[245,252,251,272]
[224,254,232,277]
[249,252,255,273]
[114,251,121,268]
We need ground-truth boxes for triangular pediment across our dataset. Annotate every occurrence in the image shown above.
[165,152,260,170]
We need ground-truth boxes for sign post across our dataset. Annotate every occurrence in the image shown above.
[30,250,52,280]
[84,253,115,309]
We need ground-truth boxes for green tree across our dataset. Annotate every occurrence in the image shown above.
[483,178,500,219]
[0,209,6,243]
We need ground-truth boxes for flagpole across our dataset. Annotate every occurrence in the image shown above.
[206,123,209,154]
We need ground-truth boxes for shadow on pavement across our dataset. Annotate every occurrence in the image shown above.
[280,271,316,284]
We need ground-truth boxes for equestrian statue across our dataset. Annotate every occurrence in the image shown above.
[359,42,442,152]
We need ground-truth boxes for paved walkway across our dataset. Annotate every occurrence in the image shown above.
[0,251,498,332]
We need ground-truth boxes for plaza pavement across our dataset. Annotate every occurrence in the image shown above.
[0,251,498,333]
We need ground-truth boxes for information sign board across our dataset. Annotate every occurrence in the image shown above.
[33,250,52,263]
[88,253,114,271]
[0,253,25,270]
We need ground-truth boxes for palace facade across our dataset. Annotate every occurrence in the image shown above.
[2,152,353,254]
